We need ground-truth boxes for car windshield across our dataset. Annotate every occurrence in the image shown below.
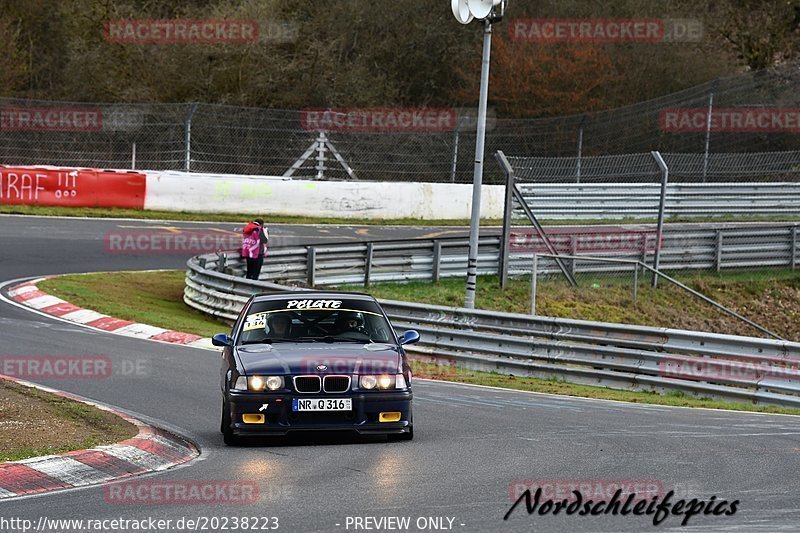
[236,298,394,345]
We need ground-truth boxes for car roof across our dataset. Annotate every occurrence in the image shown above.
[251,291,377,303]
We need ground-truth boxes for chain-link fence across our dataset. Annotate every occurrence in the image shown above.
[4,64,800,182]
[525,252,788,339]
[497,149,800,339]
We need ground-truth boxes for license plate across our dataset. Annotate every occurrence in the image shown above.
[292,398,352,411]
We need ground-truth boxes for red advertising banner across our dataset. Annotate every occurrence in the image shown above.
[0,167,146,209]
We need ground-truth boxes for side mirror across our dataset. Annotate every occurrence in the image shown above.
[212,333,233,347]
[398,330,420,346]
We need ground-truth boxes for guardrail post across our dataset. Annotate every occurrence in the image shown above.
[307,247,316,287]
[715,230,724,273]
[432,241,442,283]
[364,243,374,287]
[792,226,797,271]
[216,251,226,273]
[530,253,538,315]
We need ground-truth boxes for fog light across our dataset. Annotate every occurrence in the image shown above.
[242,414,265,424]
[379,412,401,422]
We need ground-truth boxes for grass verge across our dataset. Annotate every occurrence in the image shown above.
[5,204,799,226]
[0,379,138,462]
[31,270,800,416]
[38,270,231,337]
[0,204,500,226]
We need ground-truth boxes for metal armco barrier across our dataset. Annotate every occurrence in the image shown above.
[513,182,800,220]
[185,246,800,408]
[191,223,798,289]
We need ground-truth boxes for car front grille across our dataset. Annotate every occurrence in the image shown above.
[323,375,351,393]
[293,375,321,393]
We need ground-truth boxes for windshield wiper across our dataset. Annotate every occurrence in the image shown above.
[295,336,373,343]
[240,338,313,345]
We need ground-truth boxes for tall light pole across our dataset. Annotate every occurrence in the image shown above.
[451,0,506,309]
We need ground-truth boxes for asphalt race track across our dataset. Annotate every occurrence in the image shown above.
[1,215,800,532]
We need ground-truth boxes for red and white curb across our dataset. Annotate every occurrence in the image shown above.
[0,375,198,500]
[6,278,214,350]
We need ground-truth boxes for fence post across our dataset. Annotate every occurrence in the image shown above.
[184,103,198,172]
[450,116,463,183]
[530,253,538,315]
[495,151,515,289]
[576,116,585,183]
[307,247,316,287]
[131,142,136,170]
[702,86,715,182]
[633,262,639,308]
[569,235,577,278]
[364,242,374,287]
[650,151,669,288]
[432,241,442,283]
[715,230,724,273]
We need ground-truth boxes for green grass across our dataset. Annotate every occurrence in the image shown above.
[5,203,800,226]
[33,269,800,416]
[0,204,501,226]
[38,270,232,337]
[0,380,137,462]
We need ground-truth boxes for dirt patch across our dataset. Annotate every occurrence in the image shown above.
[0,380,138,462]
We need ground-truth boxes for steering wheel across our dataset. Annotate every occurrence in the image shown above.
[335,328,371,340]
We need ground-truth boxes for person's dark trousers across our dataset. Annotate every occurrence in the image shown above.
[245,256,264,280]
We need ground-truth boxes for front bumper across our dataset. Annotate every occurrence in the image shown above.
[225,390,412,436]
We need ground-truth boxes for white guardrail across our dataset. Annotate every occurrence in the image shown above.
[185,230,800,408]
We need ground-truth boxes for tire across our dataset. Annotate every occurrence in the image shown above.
[388,425,413,442]
[221,400,242,446]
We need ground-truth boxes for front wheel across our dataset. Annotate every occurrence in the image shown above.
[221,399,242,446]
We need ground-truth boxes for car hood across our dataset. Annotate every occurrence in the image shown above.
[234,342,402,375]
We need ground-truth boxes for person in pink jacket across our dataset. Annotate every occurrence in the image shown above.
[241,218,268,280]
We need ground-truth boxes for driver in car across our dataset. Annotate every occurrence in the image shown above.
[267,313,293,339]
[334,311,365,336]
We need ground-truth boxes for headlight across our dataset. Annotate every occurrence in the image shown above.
[359,374,405,390]
[233,376,247,391]
[360,375,378,389]
[245,375,283,391]
[265,376,284,390]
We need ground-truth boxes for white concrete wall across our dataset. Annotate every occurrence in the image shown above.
[144,171,505,220]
